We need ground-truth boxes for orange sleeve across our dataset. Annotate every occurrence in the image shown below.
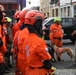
[36,40,52,60]
[0,53,4,63]
[13,31,20,50]
[0,45,7,53]
[0,25,2,38]
[2,35,6,46]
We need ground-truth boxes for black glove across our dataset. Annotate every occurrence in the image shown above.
[48,47,54,58]
[43,59,52,70]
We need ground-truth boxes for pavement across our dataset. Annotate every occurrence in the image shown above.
[54,69,76,75]
[4,69,76,75]
[4,61,76,75]
[53,61,76,75]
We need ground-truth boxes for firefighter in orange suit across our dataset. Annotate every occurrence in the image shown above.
[49,17,64,47]
[22,10,56,75]
[49,17,64,61]
[16,8,30,75]
[12,11,21,75]
[12,11,21,39]
[13,8,30,75]
[0,5,8,56]
[0,5,11,75]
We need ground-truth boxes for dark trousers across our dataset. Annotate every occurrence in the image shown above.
[0,63,5,75]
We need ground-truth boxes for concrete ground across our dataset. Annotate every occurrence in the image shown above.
[4,69,76,75]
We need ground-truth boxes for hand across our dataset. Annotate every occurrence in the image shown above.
[47,66,56,75]
[71,30,76,36]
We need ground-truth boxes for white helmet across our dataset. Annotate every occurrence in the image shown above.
[0,5,4,11]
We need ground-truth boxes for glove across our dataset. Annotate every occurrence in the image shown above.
[43,59,52,70]
[47,66,56,75]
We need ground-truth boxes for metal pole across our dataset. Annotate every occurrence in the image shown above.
[20,0,22,10]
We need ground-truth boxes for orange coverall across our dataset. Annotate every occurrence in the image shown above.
[49,24,64,47]
[17,28,29,75]
[23,33,52,75]
[0,53,4,63]
[13,30,20,75]
[12,20,22,39]
[0,25,7,57]
[13,27,29,75]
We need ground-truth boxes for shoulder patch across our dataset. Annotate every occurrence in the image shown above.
[45,47,49,52]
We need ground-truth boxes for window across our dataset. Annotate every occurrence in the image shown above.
[50,0,58,4]
[52,9,54,17]
[67,6,70,17]
[56,8,58,17]
[62,18,73,27]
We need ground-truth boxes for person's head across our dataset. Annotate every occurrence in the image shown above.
[0,5,5,24]
[19,8,31,23]
[0,5,4,12]
[24,10,44,37]
[54,17,61,25]
[0,12,6,24]
[5,17,12,26]
[13,11,20,22]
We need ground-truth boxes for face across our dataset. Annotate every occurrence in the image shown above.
[55,21,60,25]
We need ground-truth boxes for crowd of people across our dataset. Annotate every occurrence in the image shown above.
[1,4,73,75]
[0,4,57,75]
[0,5,13,75]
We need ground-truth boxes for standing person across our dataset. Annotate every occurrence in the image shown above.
[4,17,12,68]
[13,8,30,75]
[17,8,30,75]
[0,5,11,74]
[49,17,64,61]
[12,11,21,39]
[23,10,56,75]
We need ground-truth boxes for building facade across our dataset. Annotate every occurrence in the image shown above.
[0,0,18,10]
[40,0,76,17]
[40,0,50,17]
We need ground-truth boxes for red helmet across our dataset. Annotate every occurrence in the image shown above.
[14,11,20,19]
[0,5,4,12]
[20,8,30,23]
[24,10,44,25]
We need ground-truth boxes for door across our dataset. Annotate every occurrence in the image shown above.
[61,18,75,39]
